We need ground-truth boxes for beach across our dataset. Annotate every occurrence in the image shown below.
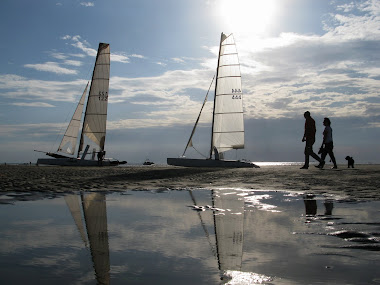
[1,164,379,201]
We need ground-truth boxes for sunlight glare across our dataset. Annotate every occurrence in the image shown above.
[217,0,275,35]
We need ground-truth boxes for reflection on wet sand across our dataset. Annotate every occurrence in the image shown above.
[1,189,379,284]
[303,194,335,221]
[65,193,110,285]
[190,190,272,284]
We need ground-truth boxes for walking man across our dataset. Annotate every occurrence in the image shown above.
[301,111,323,169]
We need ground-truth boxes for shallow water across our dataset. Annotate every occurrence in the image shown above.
[0,189,379,285]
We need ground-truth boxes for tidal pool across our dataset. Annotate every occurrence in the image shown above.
[0,189,379,284]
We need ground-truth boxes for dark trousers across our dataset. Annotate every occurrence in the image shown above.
[304,139,322,167]
[321,142,337,167]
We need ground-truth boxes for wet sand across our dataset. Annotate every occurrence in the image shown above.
[0,164,379,200]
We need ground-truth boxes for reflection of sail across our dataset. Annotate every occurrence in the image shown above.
[64,195,88,246]
[212,190,244,271]
[82,193,110,285]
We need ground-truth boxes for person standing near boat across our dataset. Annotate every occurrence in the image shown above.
[300,111,323,169]
[316,118,338,169]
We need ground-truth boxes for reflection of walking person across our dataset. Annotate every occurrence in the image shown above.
[301,111,322,169]
[316,118,338,169]
[303,194,317,216]
[324,199,334,215]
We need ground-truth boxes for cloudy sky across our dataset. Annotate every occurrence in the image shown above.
[0,0,379,164]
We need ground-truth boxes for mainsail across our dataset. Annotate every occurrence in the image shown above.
[211,33,244,157]
[79,43,110,154]
[58,83,89,155]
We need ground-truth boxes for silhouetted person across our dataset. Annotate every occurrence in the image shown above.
[301,111,322,169]
[97,150,105,166]
[316,118,337,169]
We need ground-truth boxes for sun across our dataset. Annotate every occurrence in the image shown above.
[217,0,275,35]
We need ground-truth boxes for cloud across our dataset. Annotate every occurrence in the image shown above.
[80,2,94,7]
[63,60,82,66]
[0,122,65,137]
[11,102,55,108]
[24,62,77,75]
[67,35,134,63]
[172,57,185,63]
[3,0,380,133]
[231,0,380,120]
[130,54,146,59]
[111,53,130,63]
[70,36,97,57]
[0,74,87,102]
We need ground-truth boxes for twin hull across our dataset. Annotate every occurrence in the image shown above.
[37,158,119,167]
[167,158,260,168]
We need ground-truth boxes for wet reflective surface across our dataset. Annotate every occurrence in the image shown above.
[0,189,379,284]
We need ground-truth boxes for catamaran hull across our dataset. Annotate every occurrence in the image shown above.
[37,158,123,166]
[167,158,259,168]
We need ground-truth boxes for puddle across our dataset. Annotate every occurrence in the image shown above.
[0,189,379,284]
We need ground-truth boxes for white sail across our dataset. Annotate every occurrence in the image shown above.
[213,190,244,271]
[64,195,88,246]
[82,193,110,285]
[57,83,89,155]
[212,33,244,154]
[79,43,110,152]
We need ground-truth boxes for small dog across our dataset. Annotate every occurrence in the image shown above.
[345,156,355,168]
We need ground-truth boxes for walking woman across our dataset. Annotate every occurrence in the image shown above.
[317,118,338,169]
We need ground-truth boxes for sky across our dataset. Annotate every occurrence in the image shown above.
[0,0,379,164]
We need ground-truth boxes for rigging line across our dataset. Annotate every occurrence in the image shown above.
[191,145,208,159]
[182,75,215,156]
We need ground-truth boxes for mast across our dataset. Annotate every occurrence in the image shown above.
[209,33,225,159]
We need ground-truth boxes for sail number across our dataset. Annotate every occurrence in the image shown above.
[232,88,242,99]
[99,91,108,101]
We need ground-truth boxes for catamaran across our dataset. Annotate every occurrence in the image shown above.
[167,33,259,168]
[36,43,126,166]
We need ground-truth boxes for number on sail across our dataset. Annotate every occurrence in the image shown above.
[99,91,108,101]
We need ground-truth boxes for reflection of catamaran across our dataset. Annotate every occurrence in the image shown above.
[167,33,259,168]
[65,193,110,284]
[212,190,245,274]
[36,43,126,166]
[190,190,271,283]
